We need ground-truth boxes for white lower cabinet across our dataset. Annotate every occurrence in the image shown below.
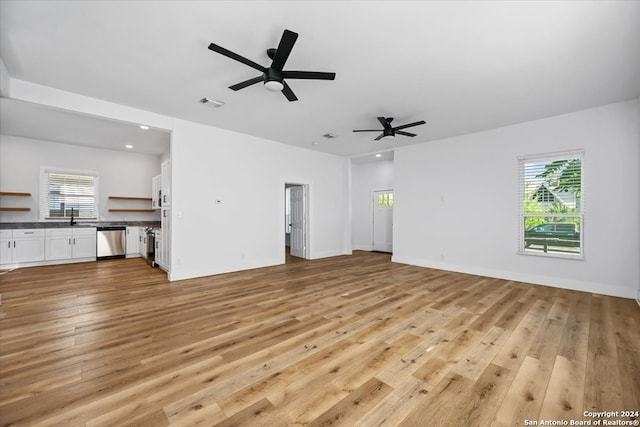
[138,228,147,256]
[126,226,140,257]
[1,229,46,266]
[157,208,170,271]
[45,228,96,261]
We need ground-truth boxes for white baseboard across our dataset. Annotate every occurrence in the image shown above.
[391,255,636,299]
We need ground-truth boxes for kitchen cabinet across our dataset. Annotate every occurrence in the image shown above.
[45,228,96,261]
[0,230,13,265]
[126,226,140,257]
[160,159,171,207]
[157,209,170,271]
[151,175,161,209]
[1,229,45,266]
[154,229,163,268]
[138,227,147,256]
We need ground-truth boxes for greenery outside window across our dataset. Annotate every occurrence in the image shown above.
[518,150,584,259]
[40,168,98,220]
[377,192,393,207]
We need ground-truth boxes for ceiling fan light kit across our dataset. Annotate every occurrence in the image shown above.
[208,29,426,143]
[353,117,426,141]
[208,29,336,102]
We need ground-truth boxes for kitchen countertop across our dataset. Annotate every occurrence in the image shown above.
[0,221,161,230]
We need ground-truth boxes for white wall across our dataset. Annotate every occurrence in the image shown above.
[0,135,161,222]
[3,79,352,282]
[394,99,639,299]
[351,159,394,250]
[168,119,351,281]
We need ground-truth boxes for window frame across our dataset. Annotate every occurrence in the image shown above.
[40,167,99,221]
[517,150,585,260]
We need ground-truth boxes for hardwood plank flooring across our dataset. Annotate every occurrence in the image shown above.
[1,252,639,426]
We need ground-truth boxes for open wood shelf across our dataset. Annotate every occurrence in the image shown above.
[0,192,32,211]
[108,209,156,213]
[108,196,153,201]
[0,192,32,197]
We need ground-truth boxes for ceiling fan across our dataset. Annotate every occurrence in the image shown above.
[353,117,426,141]
[208,29,336,102]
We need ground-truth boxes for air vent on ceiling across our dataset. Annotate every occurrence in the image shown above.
[200,97,225,108]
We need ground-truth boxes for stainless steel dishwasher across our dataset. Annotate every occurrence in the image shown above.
[96,226,126,260]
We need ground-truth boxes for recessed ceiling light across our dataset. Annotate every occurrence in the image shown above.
[375,153,382,158]
[322,133,337,139]
[312,141,320,146]
[139,125,149,130]
[125,144,134,149]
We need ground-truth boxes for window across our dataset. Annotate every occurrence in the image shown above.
[518,150,584,258]
[40,168,98,220]
[377,192,393,207]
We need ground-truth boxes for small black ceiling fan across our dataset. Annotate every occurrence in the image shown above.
[208,29,336,102]
[353,117,426,141]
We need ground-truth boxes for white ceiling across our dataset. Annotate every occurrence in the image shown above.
[1,1,638,158]
[0,98,170,156]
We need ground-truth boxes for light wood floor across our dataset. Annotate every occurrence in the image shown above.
[1,252,638,426]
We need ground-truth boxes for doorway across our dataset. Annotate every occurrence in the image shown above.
[285,183,309,262]
[372,190,393,253]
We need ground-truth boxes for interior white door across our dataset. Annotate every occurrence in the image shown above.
[290,185,306,258]
[373,190,393,253]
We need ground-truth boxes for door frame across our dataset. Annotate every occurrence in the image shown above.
[281,179,310,262]
[371,188,394,253]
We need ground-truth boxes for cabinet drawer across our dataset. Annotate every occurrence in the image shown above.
[14,229,44,237]
[45,228,72,237]
[0,230,11,239]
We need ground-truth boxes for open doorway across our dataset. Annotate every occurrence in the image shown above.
[285,183,309,263]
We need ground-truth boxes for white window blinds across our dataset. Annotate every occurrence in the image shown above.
[41,169,98,220]
[518,150,584,258]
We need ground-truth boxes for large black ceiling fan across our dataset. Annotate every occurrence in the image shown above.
[208,29,336,102]
[353,117,426,141]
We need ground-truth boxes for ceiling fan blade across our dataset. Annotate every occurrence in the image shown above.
[270,29,298,71]
[281,80,298,101]
[229,76,264,91]
[374,133,385,141]
[396,131,417,137]
[282,71,336,80]
[208,43,266,73]
[377,117,391,129]
[393,120,426,131]
[353,129,382,132]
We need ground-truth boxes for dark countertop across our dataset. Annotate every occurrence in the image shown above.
[0,221,161,230]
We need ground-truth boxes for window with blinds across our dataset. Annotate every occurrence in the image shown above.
[518,150,584,258]
[41,169,98,220]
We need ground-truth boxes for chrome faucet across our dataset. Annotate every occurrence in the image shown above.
[70,207,77,226]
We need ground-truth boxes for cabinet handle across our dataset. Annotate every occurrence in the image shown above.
[13,241,16,248]
[23,231,34,235]
[163,195,167,203]
[73,238,76,245]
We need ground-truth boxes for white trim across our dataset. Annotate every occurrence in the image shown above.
[391,255,636,299]
[517,150,584,260]
[40,166,99,221]
[280,177,312,262]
